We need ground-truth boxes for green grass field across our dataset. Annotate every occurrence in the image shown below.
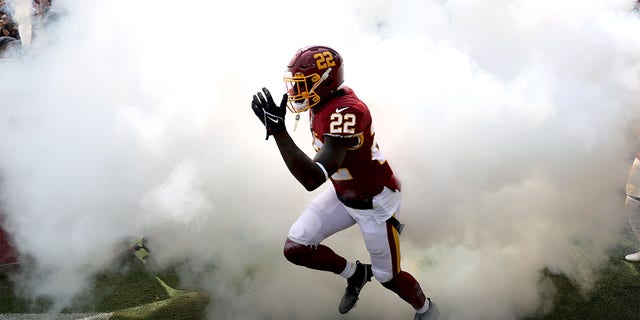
[525,250,640,320]
[0,243,209,320]
[1,236,640,320]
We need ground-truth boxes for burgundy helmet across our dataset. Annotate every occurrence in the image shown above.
[283,45,344,112]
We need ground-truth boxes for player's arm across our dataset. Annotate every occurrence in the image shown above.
[250,87,353,190]
[272,131,356,191]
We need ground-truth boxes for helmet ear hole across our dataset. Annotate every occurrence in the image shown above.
[323,78,333,90]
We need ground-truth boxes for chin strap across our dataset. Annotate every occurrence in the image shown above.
[293,67,332,132]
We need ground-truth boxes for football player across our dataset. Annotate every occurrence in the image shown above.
[251,45,439,319]
[625,125,640,261]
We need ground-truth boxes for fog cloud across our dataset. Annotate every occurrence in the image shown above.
[1,0,639,319]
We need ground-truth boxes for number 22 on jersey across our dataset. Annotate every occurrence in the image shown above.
[330,113,356,134]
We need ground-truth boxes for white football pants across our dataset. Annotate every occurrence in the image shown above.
[287,184,402,283]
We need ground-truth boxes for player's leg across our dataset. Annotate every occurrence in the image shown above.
[283,186,356,274]
[625,158,640,261]
[359,215,436,318]
[625,195,640,261]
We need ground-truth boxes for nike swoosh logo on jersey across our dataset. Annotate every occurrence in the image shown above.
[336,107,349,113]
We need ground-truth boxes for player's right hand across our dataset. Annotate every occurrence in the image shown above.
[251,87,288,140]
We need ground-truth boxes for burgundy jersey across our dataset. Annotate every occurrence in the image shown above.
[310,87,396,200]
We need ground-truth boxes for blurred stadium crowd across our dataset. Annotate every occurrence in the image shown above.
[0,0,56,58]
[0,0,57,264]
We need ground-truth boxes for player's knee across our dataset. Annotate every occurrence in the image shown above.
[372,267,393,283]
[283,238,311,265]
[381,273,399,291]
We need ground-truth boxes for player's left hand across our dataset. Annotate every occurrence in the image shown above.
[251,87,288,140]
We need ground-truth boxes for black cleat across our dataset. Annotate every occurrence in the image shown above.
[338,261,373,314]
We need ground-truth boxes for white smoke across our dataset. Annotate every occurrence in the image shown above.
[0,0,639,319]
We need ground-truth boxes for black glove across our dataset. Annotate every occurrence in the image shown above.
[251,87,288,140]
